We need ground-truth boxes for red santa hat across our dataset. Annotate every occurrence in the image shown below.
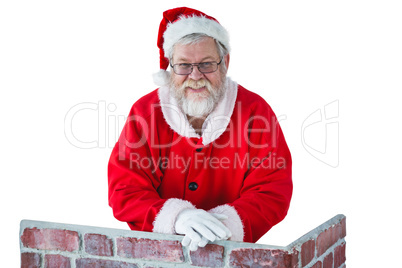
[153,7,230,86]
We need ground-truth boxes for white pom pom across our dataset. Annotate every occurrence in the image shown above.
[152,69,170,86]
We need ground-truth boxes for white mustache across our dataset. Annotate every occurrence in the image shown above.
[182,79,210,90]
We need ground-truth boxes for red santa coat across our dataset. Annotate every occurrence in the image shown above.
[108,78,292,243]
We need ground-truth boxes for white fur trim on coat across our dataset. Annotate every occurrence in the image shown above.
[163,15,230,61]
[153,198,196,234]
[208,204,244,242]
[158,77,238,145]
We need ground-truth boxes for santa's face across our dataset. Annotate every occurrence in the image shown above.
[169,37,229,117]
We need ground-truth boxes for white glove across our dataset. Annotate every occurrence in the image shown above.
[175,209,232,251]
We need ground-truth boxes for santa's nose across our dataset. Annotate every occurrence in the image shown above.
[188,66,204,80]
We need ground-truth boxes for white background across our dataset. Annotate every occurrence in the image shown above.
[1,0,401,266]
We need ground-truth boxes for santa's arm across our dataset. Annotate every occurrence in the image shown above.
[208,108,292,243]
[108,107,195,233]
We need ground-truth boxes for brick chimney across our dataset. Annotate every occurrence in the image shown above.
[20,214,346,267]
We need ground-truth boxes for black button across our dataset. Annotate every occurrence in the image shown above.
[188,182,198,191]
[196,148,203,152]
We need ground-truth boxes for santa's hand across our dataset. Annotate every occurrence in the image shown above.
[182,235,209,251]
[210,213,229,221]
[209,213,231,240]
[175,209,232,250]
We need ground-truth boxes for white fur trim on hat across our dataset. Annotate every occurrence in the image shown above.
[153,69,171,86]
[152,198,196,234]
[163,15,230,61]
[208,204,244,242]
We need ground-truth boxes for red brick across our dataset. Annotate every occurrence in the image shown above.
[117,237,184,263]
[284,249,299,268]
[229,248,299,268]
[21,252,41,268]
[316,219,346,257]
[84,233,113,256]
[45,254,71,268]
[76,258,138,268]
[334,243,346,268]
[311,261,322,268]
[190,244,224,267]
[340,218,346,238]
[323,252,333,268]
[21,228,79,252]
[301,239,315,267]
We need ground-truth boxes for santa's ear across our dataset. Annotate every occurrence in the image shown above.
[224,54,230,71]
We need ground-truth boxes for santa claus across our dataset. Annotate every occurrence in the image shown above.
[108,7,293,251]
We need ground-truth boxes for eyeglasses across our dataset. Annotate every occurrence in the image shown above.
[170,58,223,75]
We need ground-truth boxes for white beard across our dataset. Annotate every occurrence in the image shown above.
[181,90,217,117]
[170,78,226,117]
